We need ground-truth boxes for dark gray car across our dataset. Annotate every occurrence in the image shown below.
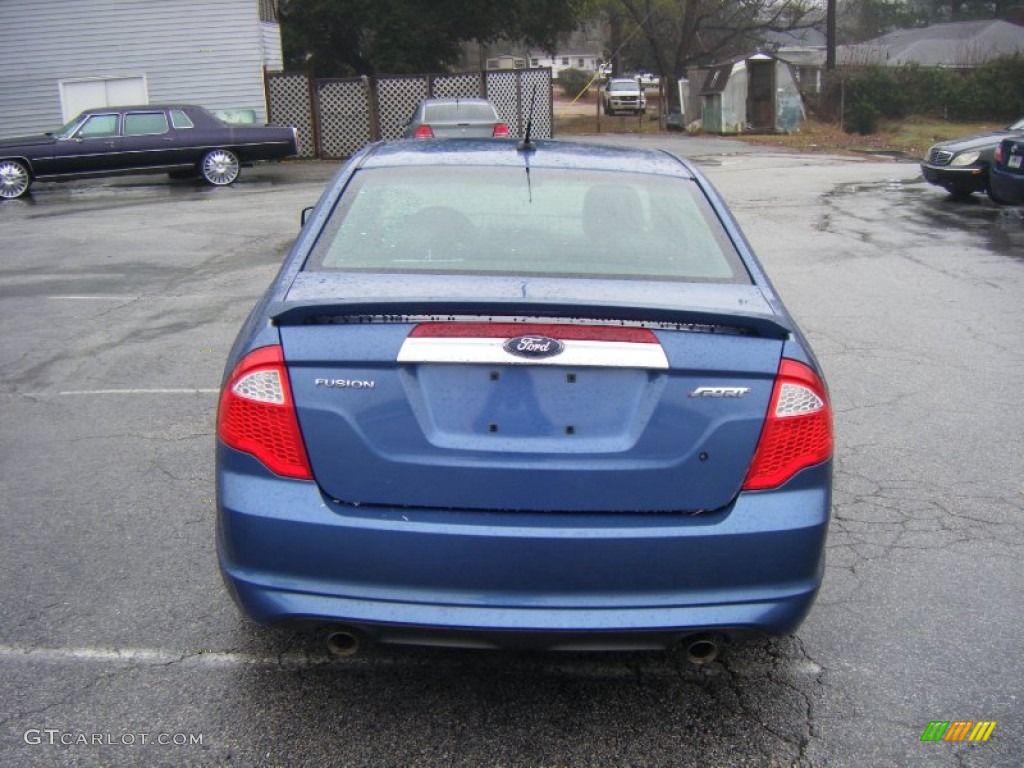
[402,98,510,139]
[920,117,1024,197]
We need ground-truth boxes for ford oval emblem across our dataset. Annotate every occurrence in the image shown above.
[503,334,565,359]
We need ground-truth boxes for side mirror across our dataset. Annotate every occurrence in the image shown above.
[301,206,314,227]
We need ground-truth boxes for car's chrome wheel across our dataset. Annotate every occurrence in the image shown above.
[200,149,240,186]
[0,159,31,200]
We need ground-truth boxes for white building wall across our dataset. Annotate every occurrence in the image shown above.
[261,21,284,72]
[0,0,279,135]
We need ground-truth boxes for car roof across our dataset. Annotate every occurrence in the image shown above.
[80,104,200,112]
[418,98,493,107]
[358,138,696,179]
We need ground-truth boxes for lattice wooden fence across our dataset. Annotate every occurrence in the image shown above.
[264,72,317,157]
[265,69,553,159]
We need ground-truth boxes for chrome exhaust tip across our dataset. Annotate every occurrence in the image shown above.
[325,630,361,657]
[684,635,719,665]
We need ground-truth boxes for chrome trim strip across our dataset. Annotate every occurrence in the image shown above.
[398,336,669,369]
[49,140,291,162]
[919,164,983,173]
[34,163,194,179]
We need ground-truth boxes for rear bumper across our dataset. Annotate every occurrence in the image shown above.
[216,446,830,649]
[989,165,1024,204]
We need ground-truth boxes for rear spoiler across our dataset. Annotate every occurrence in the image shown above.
[270,299,793,340]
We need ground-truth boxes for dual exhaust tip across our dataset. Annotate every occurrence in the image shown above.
[325,628,719,665]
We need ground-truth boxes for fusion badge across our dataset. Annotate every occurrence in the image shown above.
[314,378,376,389]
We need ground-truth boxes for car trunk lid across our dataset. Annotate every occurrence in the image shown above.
[274,275,786,513]
[427,121,501,139]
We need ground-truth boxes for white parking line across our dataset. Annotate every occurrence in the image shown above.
[0,644,341,668]
[57,388,219,396]
[0,643,824,675]
[8,388,219,398]
[45,295,254,300]
[46,296,139,300]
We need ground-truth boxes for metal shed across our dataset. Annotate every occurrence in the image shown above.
[698,53,804,134]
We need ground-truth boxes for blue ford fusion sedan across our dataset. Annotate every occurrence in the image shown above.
[216,137,832,657]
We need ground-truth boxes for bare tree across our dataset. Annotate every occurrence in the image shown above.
[612,0,821,87]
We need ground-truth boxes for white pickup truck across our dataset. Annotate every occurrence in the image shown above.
[601,78,647,116]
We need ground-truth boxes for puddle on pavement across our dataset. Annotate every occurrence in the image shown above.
[2,172,291,218]
[828,177,1024,260]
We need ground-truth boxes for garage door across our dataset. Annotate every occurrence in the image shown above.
[59,76,148,122]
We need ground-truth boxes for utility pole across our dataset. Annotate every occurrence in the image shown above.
[826,0,836,71]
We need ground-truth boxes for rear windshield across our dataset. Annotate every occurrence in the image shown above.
[307,166,749,283]
[424,103,497,122]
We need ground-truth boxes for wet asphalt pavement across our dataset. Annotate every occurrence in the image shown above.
[1,137,1022,767]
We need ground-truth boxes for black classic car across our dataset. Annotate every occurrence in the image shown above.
[920,117,1024,198]
[0,104,298,199]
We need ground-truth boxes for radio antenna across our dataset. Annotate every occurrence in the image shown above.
[518,84,538,152]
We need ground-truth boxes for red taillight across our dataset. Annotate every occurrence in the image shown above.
[743,359,832,491]
[493,123,511,138]
[217,345,312,480]
[994,143,1003,164]
[414,125,434,139]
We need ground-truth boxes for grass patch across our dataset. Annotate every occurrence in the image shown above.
[553,91,666,136]
[552,87,1005,160]
[692,116,1007,158]
[555,111,666,135]
[881,116,1007,152]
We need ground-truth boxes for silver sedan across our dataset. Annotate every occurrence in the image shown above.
[402,98,511,139]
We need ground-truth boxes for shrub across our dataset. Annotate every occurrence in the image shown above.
[827,55,1024,132]
[557,68,595,99]
[845,100,880,134]
[957,54,1024,121]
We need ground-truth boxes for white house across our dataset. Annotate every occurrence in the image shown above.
[485,54,528,71]
[528,51,602,79]
[762,27,827,94]
[0,0,284,136]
